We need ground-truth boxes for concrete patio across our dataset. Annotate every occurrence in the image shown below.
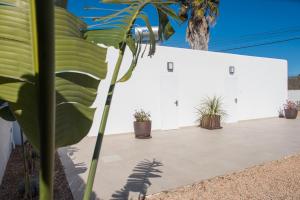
[58,118,300,200]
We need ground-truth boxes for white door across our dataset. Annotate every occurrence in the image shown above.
[224,74,239,123]
[160,66,179,130]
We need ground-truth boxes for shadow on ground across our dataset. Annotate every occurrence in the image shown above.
[59,146,99,200]
[111,159,163,200]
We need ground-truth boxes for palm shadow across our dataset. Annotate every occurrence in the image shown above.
[58,146,99,200]
[111,159,163,200]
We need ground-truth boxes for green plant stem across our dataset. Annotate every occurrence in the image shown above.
[34,0,56,200]
[83,45,126,200]
[83,4,148,199]
[20,129,32,199]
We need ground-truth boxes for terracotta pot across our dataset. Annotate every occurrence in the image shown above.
[134,121,151,139]
[284,109,298,119]
[200,115,222,130]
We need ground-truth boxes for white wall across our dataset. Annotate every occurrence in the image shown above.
[288,90,300,104]
[12,121,23,145]
[88,46,287,136]
[0,118,13,184]
[236,55,287,120]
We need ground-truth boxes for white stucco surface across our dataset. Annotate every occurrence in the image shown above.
[89,46,288,136]
[288,90,300,104]
[0,118,13,184]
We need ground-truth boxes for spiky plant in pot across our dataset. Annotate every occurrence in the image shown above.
[197,96,226,129]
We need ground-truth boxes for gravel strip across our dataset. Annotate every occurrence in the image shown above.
[0,146,73,200]
[147,154,300,200]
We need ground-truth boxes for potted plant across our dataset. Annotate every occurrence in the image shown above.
[278,108,285,118]
[284,100,298,119]
[133,109,152,139]
[197,96,227,130]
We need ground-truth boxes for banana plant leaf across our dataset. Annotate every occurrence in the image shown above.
[0,0,107,149]
[85,0,182,82]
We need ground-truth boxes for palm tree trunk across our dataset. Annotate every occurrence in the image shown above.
[83,44,126,200]
[186,17,209,50]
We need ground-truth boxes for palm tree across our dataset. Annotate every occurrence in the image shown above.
[178,0,220,50]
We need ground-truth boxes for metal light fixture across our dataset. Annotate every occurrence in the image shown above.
[229,66,235,75]
[167,62,174,72]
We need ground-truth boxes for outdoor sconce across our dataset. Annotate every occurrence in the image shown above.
[229,66,235,75]
[167,62,174,72]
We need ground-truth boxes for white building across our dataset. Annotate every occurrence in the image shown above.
[89,46,288,136]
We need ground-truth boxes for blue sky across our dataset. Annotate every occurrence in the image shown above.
[68,0,300,76]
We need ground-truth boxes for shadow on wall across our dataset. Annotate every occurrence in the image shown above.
[58,146,99,200]
[111,159,163,200]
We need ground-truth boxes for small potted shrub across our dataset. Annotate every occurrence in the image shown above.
[133,109,152,139]
[197,96,227,130]
[284,100,298,119]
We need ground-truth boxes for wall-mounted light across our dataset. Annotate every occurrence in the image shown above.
[167,62,174,72]
[229,66,235,75]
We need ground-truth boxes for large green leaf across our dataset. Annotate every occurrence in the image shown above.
[85,0,181,82]
[0,0,107,149]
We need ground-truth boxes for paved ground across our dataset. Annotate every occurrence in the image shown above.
[58,118,300,200]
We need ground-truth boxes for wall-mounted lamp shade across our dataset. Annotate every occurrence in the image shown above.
[167,62,174,72]
[229,66,235,75]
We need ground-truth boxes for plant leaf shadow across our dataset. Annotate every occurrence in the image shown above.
[111,159,163,200]
[58,146,99,200]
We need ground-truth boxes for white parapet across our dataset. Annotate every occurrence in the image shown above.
[89,45,288,136]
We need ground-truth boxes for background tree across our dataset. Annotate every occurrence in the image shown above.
[178,0,220,50]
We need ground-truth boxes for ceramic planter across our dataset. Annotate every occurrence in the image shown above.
[134,121,152,139]
[284,109,298,119]
[200,115,222,130]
